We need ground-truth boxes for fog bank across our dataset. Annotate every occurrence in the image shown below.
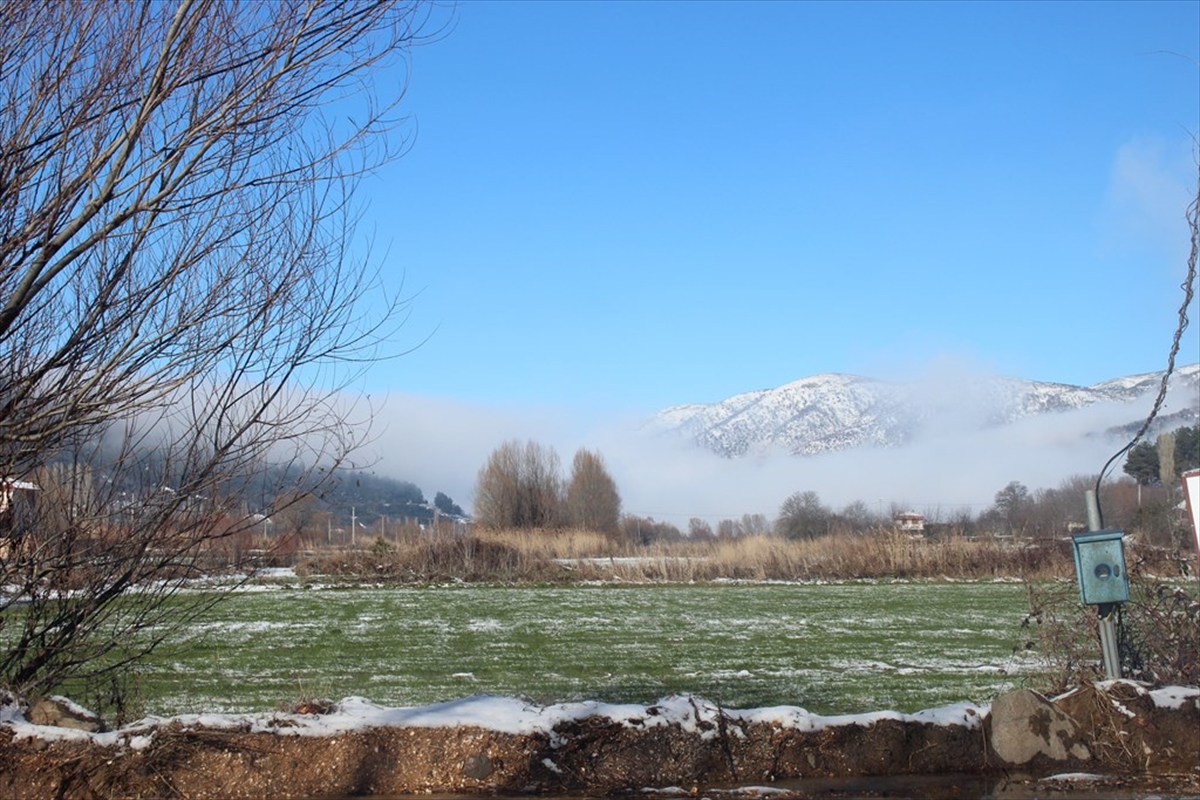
[362,381,1195,527]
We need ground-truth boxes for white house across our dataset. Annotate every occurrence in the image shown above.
[893,511,926,534]
[0,478,38,516]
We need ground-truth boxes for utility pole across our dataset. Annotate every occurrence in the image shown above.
[1078,490,1124,680]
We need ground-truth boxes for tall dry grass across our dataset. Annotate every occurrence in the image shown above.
[699,532,1074,582]
[294,527,1086,583]
[591,532,1075,582]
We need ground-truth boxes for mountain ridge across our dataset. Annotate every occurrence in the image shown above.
[654,364,1200,458]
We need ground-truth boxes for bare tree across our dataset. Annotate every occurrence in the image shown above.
[775,490,830,540]
[565,448,620,535]
[0,0,440,703]
[687,517,714,540]
[992,481,1031,535]
[736,512,769,537]
[832,500,882,534]
[618,514,682,545]
[473,440,564,530]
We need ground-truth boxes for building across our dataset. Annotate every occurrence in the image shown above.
[893,511,926,534]
[0,477,39,540]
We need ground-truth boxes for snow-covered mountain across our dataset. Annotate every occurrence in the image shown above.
[654,364,1200,458]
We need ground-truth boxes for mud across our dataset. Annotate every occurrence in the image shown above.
[0,683,1196,799]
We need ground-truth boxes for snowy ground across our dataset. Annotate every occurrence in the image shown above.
[4,683,1196,750]
[2,684,1196,800]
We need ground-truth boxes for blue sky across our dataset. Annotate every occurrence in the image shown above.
[349,1,1199,519]
[368,0,1199,413]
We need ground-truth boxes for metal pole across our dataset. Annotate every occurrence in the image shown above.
[1098,604,1121,678]
[1084,490,1121,680]
[1084,489,1102,533]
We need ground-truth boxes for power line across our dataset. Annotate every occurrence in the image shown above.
[1093,158,1199,526]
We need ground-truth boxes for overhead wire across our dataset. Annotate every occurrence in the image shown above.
[1092,158,1200,527]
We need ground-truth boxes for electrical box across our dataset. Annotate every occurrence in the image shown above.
[1070,530,1129,606]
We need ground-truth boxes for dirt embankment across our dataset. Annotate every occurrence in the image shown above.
[0,683,1196,799]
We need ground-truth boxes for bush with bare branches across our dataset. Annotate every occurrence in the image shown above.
[1021,544,1200,692]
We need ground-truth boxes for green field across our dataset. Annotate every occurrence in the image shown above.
[136,579,1044,716]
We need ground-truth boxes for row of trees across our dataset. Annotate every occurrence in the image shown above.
[468,426,1198,548]
[1122,426,1200,486]
[653,428,1198,546]
[473,440,622,534]
[767,426,1198,543]
[616,471,1188,549]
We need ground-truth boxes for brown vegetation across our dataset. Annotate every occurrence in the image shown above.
[1022,557,1200,693]
[471,441,623,533]
[294,526,1091,583]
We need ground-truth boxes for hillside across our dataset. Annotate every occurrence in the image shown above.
[654,364,1200,458]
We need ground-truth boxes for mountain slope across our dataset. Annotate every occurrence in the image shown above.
[654,364,1200,458]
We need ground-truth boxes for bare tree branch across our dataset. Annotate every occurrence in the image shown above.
[0,0,443,702]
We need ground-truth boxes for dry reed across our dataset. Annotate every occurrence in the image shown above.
[294,528,1080,583]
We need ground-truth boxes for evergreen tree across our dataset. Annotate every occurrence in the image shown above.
[1174,425,1199,474]
[434,491,464,517]
[1123,441,1160,485]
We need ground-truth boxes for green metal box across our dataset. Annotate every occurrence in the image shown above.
[1070,529,1129,605]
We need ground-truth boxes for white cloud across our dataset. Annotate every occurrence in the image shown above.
[603,399,1150,525]
[354,392,576,508]
[1102,137,1196,260]
[360,368,1192,527]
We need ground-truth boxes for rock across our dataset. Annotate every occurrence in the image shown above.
[27,696,104,732]
[987,689,1090,766]
[462,752,494,779]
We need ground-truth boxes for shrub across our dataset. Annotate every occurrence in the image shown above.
[1021,541,1199,692]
